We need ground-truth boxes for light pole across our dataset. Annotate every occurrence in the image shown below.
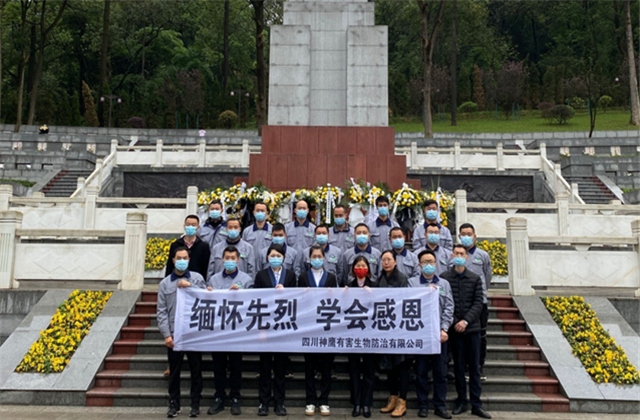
[100,95,122,128]
[230,90,250,129]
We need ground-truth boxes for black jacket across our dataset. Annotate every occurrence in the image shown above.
[298,270,338,288]
[378,267,408,288]
[346,277,375,288]
[441,267,484,334]
[254,268,298,289]
[165,236,211,279]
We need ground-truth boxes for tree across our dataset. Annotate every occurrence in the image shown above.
[13,0,34,132]
[542,66,555,104]
[82,80,99,127]
[624,0,640,125]
[249,0,267,134]
[528,62,541,107]
[98,0,111,126]
[416,0,446,138]
[222,0,230,103]
[472,64,485,111]
[177,69,205,123]
[450,0,458,126]
[496,61,528,118]
[554,64,565,105]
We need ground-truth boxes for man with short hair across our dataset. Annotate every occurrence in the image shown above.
[208,217,255,280]
[340,223,382,285]
[412,224,452,276]
[158,247,207,418]
[206,246,253,416]
[328,205,355,252]
[199,200,228,249]
[300,225,343,279]
[412,199,453,251]
[257,223,301,277]
[367,195,399,252]
[166,215,211,279]
[242,202,273,250]
[285,200,316,253]
[388,227,420,278]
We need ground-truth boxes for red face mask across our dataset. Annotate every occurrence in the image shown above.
[354,267,368,278]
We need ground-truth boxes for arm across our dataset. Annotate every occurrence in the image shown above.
[247,247,256,279]
[483,252,493,284]
[156,283,171,339]
[164,242,176,277]
[441,227,453,251]
[464,277,484,325]
[412,226,422,249]
[441,282,455,332]
[200,243,211,280]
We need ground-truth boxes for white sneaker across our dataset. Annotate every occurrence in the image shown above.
[320,405,330,416]
[305,405,316,416]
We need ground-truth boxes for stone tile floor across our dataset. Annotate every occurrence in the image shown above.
[1,406,639,420]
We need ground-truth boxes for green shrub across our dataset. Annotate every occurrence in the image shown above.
[549,105,575,124]
[458,101,478,113]
[598,95,612,112]
[218,110,238,129]
[570,96,586,110]
[537,101,554,121]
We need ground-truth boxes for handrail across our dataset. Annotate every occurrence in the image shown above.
[568,203,640,213]
[16,228,126,238]
[528,235,637,246]
[467,202,558,210]
[10,197,85,205]
[96,197,187,205]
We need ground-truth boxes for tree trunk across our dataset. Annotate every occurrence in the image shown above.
[14,1,32,133]
[141,30,146,80]
[624,0,640,126]
[251,0,267,134]
[222,0,230,101]
[98,0,111,127]
[418,0,445,138]
[450,0,457,126]
[26,23,36,95]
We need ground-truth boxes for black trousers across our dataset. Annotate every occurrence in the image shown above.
[304,353,334,406]
[450,331,482,408]
[212,352,242,400]
[259,353,287,407]
[387,360,409,400]
[415,342,448,411]
[347,354,375,407]
[167,348,203,409]
[480,304,489,367]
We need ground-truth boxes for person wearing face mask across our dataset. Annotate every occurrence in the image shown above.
[242,202,273,250]
[388,227,420,278]
[453,223,491,381]
[157,247,207,418]
[297,245,338,417]
[285,200,316,254]
[257,223,301,277]
[440,246,490,419]
[329,205,355,252]
[412,200,453,251]
[208,217,255,281]
[340,223,382,285]
[199,200,228,249]
[344,256,375,418]
[367,195,399,252]
[300,225,343,280]
[412,224,452,276]
[409,250,454,419]
[205,246,253,416]
[253,244,297,417]
[165,215,211,280]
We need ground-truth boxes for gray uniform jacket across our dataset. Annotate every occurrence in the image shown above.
[300,244,343,279]
[207,269,254,290]
[157,271,206,338]
[341,245,382,285]
[198,218,228,249]
[408,274,454,332]
[242,223,273,250]
[208,239,256,280]
[257,244,301,277]
[413,245,452,276]
[449,246,492,303]
[285,220,317,254]
[391,248,421,279]
[367,218,399,252]
[328,225,355,253]
[412,222,453,251]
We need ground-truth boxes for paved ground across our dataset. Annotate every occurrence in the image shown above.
[1,406,638,420]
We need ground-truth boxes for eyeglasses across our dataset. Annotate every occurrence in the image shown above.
[381,258,395,263]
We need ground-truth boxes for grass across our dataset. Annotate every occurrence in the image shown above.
[0,178,35,188]
[391,109,638,133]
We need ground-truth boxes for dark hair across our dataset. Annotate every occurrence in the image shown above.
[254,202,268,211]
[424,199,438,208]
[426,223,441,232]
[388,226,403,237]
[417,249,436,261]
[354,223,369,232]
[174,246,190,257]
[452,244,468,254]
[309,244,325,258]
[315,224,330,234]
[380,250,396,261]
[226,216,242,228]
[272,222,286,233]
[266,244,286,261]
[459,223,475,233]
[185,214,200,223]
[334,204,346,212]
[351,255,372,279]
[375,195,390,206]
[209,199,223,208]
[223,245,240,258]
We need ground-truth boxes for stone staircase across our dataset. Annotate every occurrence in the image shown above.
[41,169,94,197]
[564,176,617,204]
[86,293,569,412]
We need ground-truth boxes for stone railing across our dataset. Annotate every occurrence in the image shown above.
[455,190,639,238]
[506,217,640,297]
[0,211,147,290]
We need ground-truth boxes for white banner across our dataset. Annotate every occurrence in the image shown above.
[174,287,441,355]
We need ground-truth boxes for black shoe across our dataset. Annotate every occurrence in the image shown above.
[257,404,268,416]
[362,406,371,418]
[189,407,200,418]
[230,399,241,415]
[434,408,452,419]
[352,405,361,417]
[167,403,181,418]
[452,403,468,415]
[418,408,429,418]
[207,398,224,415]
[275,404,287,416]
[472,407,491,419]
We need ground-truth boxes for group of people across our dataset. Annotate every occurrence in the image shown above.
[157,197,493,419]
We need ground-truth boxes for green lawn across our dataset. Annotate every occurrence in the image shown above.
[391,109,638,133]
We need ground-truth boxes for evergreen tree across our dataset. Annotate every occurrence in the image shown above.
[82,81,99,127]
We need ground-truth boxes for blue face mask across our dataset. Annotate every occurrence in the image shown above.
[426,209,439,221]
[272,236,285,245]
[209,209,221,219]
[356,234,369,245]
[227,229,240,240]
[223,260,237,272]
[460,236,474,248]
[316,234,328,245]
[422,264,436,276]
[310,258,324,269]
[269,257,283,269]
[175,259,189,272]
[453,257,466,267]
[254,211,266,222]
[334,217,345,226]
[296,210,308,220]
[391,238,405,250]
[427,233,440,244]
[378,207,389,217]
[185,226,197,237]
